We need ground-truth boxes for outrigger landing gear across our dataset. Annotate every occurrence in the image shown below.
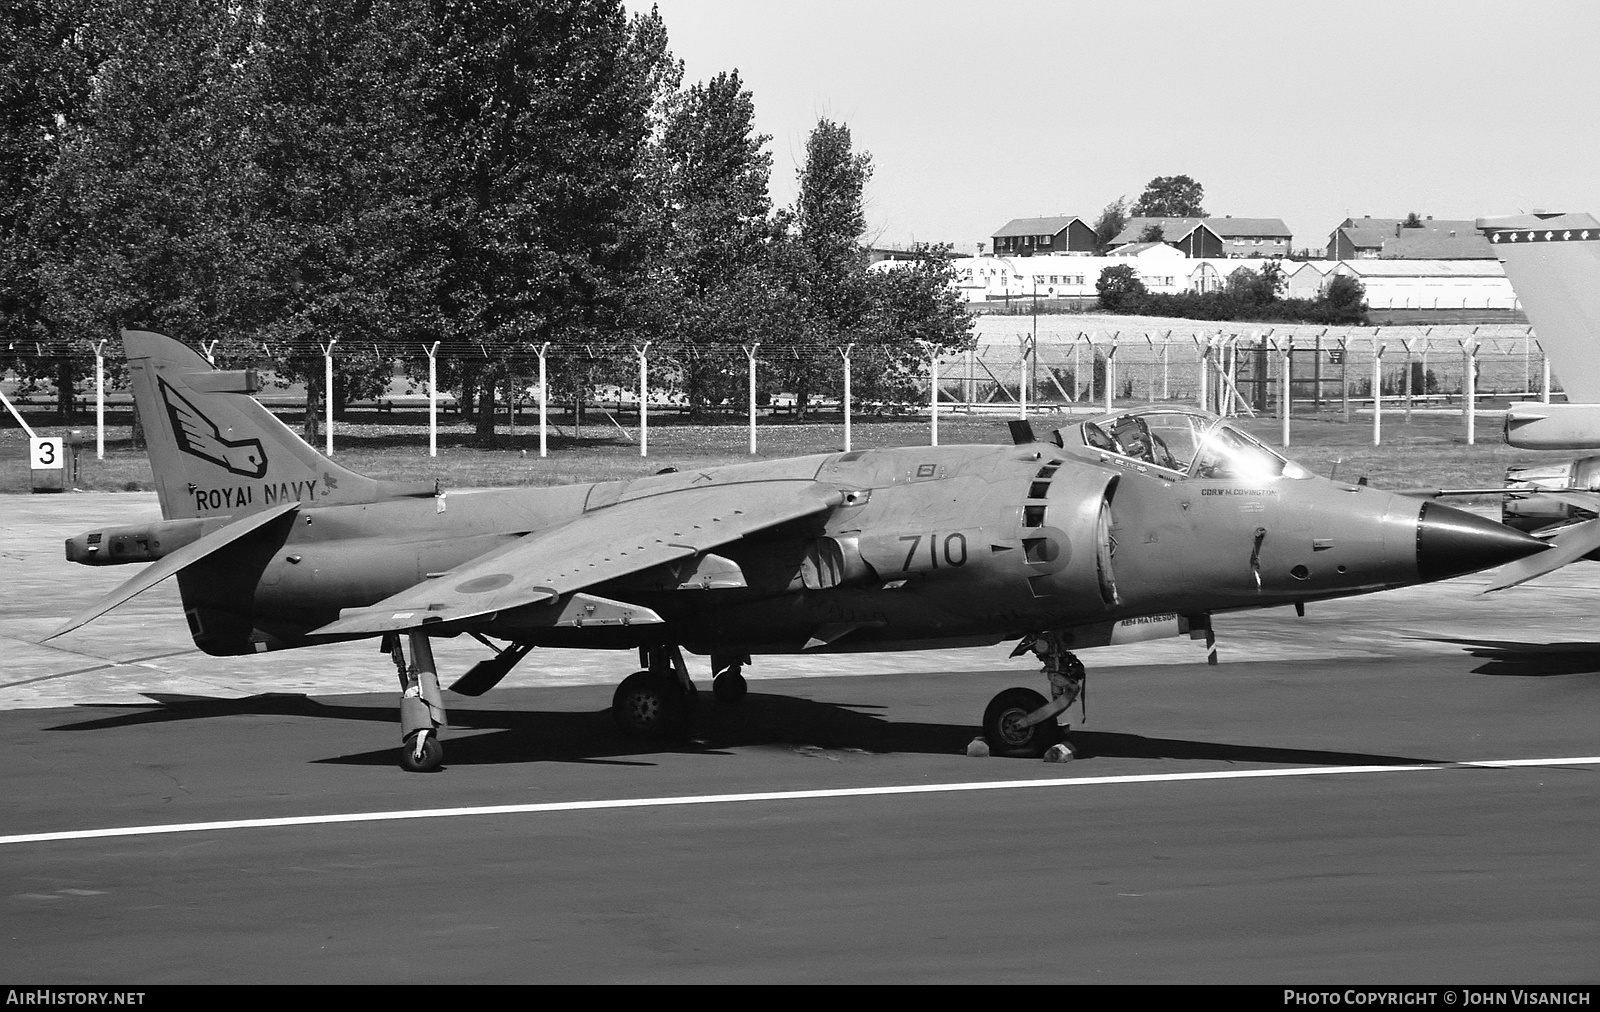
[983,632,1087,758]
[612,644,699,740]
[710,652,750,704]
[387,631,448,772]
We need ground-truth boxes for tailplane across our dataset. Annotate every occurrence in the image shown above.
[125,329,435,520]
[1479,212,1600,403]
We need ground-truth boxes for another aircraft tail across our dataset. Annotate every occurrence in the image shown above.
[1479,212,1600,403]
[124,329,435,520]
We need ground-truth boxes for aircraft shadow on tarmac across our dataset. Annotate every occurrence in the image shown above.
[1428,637,1600,677]
[48,689,1438,770]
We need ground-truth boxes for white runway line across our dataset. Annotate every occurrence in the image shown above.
[5,756,1597,847]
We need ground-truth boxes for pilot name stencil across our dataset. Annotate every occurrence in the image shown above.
[1200,487,1279,497]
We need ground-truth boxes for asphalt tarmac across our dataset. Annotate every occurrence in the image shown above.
[4,494,1600,983]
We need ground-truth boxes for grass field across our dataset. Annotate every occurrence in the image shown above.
[0,401,1582,499]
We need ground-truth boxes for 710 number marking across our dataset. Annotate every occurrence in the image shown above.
[899,532,969,571]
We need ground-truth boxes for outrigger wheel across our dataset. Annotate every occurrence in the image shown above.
[983,687,1060,758]
[400,730,444,773]
[612,670,698,739]
[712,667,748,704]
[711,653,750,704]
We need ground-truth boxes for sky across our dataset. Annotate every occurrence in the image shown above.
[624,0,1600,253]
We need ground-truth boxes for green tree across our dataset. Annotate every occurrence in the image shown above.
[426,0,677,438]
[1131,175,1206,218]
[1324,274,1366,314]
[651,69,776,417]
[771,118,872,417]
[1096,265,1147,312]
[1402,212,1424,228]
[857,247,974,406]
[0,1,98,419]
[1138,223,1165,243]
[1092,196,1127,254]
[30,1,263,415]
[240,0,445,440]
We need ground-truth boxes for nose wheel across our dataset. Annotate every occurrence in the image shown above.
[984,633,1086,758]
[982,688,1058,757]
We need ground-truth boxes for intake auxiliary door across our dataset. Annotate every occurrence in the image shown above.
[1019,457,1119,614]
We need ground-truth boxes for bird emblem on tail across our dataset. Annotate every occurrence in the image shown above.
[158,376,269,479]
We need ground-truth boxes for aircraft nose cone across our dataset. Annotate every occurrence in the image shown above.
[1416,501,1548,582]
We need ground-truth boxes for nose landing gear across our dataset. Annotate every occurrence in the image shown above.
[983,632,1087,758]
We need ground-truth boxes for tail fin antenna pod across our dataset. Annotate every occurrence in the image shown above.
[123,330,434,520]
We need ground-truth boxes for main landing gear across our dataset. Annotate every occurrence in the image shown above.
[612,644,700,739]
[386,631,448,772]
[610,647,752,740]
[983,631,1087,758]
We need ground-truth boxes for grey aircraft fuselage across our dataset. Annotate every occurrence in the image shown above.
[151,428,1493,658]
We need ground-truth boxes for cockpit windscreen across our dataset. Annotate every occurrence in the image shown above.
[1071,409,1310,480]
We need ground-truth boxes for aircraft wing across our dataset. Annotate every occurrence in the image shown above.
[310,480,843,638]
[1483,516,1600,593]
[45,501,301,640]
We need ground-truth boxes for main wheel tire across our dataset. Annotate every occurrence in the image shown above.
[399,732,444,772]
[613,671,696,739]
[983,687,1058,758]
[712,669,748,704]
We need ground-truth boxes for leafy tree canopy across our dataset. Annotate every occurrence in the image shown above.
[1092,196,1127,254]
[1096,265,1147,312]
[1131,174,1206,218]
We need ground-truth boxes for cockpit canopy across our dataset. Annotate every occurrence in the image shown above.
[1062,408,1312,481]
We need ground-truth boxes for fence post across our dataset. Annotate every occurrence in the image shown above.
[1341,332,1351,424]
[537,343,550,458]
[1402,333,1418,424]
[93,340,105,459]
[1017,335,1030,419]
[1462,335,1478,445]
[425,341,440,457]
[1086,333,1097,407]
[1072,333,1082,405]
[743,344,759,455]
[1144,333,1157,404]
[633,342,649,457]
[839,344,854,452]
[1161,331,1171,400]
[1372,337,1386,447]
[320,338,337,456]
[1280,338,1292,448]
[1104,339,1117,414]
[1542,342,1551,404]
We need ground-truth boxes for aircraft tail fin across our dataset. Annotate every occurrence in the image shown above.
[124,330,435,520]
[1479,213,1600,403]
